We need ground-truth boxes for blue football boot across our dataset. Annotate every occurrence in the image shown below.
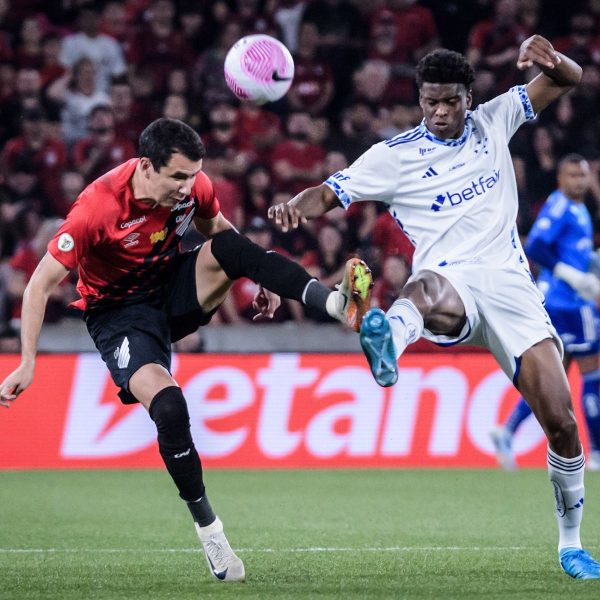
[560,547,600,579]
[360,308,398,387]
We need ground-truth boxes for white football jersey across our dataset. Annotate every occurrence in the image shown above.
[324,85,536,273]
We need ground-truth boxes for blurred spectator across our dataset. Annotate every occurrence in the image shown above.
[272,191,319,259]
[302,0,367,113]
[372,211,415,268]
[368,1,439,104]
[128,0,194,96]
[192,20,243,109]
[203,101,254,180]
[109,76,147,146]
[47,58,111,146]
[1,106,68,212]
[326,101,380,161]
[73,104,136,183]
[287,22,335,117]
[467,0,529,95]
[0,67,46,140]
[272,0,307,53]
[100,1,133,52]
[236,100,282,163]
[553,12,600,68]
[235,0,277,36]
[6,217,76,328]
[0,153,47,221]
[243,163,274,223]
[14,15,44,69]
[162,93,189,122]
[178,4,211,58]
[39,33,67,88]
[302,221,348,287]
[53,169,85,218]
[373,253,411,311]
[0,0,12,64]
[272,112,326,195]
[59,5,127,93]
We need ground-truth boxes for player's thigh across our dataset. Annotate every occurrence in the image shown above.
[86,303,173,405]
[166,246,224,341]
[194,241,233,312]
[404,269,467,334]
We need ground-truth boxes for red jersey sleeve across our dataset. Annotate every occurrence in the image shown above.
[47,189,99,270]
[193,171,221,220]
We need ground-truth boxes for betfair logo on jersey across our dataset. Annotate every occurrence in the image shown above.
[150,228,167,244]
[430,169,500,212]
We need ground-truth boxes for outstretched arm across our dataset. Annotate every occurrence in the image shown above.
[268,184,340,232]
[0,253,69,407]
[518,34,582,114]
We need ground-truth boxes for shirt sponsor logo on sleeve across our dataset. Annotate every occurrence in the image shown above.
[58,233,75,252]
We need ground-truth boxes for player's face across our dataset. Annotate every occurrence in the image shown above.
[419,83,472,140]
[558,160,590,201]
[147,153,203,207]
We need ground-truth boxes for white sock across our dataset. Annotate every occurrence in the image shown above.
[547,446,585,550]
[325,289,343,319]
[386,298,424,358]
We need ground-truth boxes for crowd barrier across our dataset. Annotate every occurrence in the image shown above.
[0,353,587,469]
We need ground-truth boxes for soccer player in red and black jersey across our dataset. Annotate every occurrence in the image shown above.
[0,118,374,584]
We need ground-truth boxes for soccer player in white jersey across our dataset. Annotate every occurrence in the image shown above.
[269,35,600,579]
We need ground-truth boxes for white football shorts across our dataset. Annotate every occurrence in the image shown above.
[411,261,563,383]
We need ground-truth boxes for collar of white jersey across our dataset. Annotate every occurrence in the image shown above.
[419,113,472,147]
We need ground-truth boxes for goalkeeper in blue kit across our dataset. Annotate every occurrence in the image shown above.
[492,154,600,471]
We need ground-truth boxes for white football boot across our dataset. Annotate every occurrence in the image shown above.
[196,517,245,583]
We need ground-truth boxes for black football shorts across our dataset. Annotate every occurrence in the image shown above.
[85,246,215,404]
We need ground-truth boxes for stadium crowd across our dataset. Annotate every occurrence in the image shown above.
[0,0,599,349]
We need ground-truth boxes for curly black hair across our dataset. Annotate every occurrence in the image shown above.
[416,49,475,90]
[139,118,205,171]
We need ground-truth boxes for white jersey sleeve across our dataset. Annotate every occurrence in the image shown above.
[323,141,400,207]
[473,85,536,140]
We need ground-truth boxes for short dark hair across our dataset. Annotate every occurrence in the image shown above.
[139,118,205,170]
[558,153,587,169]
[416,49,475,90]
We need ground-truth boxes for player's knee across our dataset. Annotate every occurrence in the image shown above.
[149,386,192,445]
[210,228,262,281]
[544,411,580,455]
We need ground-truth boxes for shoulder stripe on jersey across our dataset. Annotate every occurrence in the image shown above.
[385,125,420,143]
[385,132,425,148]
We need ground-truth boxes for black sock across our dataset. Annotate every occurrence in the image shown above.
[187,495,216,527]
[303,279,332,313]
[149,386,205,501]
[211,229,314,302]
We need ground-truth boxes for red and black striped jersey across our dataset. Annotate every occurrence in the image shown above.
[48,158,220,311]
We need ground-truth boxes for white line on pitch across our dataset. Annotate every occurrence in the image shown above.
[0,546,537,554]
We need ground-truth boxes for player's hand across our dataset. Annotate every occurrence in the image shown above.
[252,285,281,321]
[268,202,307,232]
[517,34,561,71]
[0,363,34,408]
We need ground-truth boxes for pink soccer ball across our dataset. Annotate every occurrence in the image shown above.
[224,34,294,105]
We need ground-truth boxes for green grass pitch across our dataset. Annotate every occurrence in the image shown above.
[2,469,600,599]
